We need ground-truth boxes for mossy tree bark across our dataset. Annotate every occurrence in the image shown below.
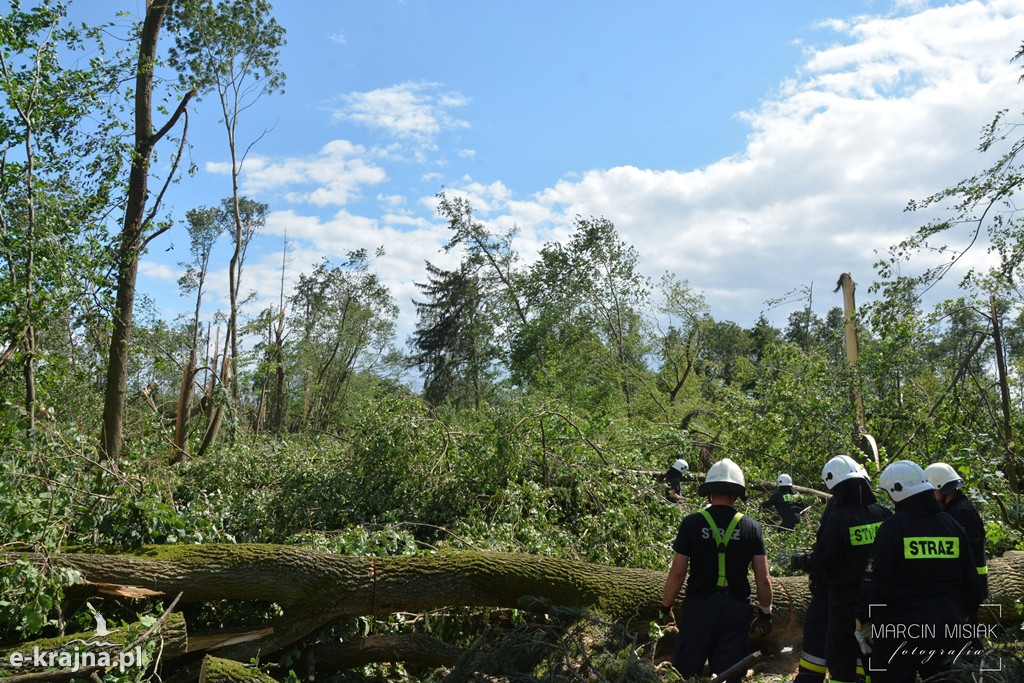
[9,545,1022,666]
[0,613,186,679]
[197,656,278,683]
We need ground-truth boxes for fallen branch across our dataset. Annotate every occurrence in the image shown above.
[709,649,762,682]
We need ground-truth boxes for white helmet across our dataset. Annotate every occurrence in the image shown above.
[671,459,689,473]
[924,462,963,495]
[777,474,793,487]
[698,457,747,500]
[879,460,933,502]
[821,455,869,490]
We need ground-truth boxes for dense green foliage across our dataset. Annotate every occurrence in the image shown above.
[3,2,1024,681]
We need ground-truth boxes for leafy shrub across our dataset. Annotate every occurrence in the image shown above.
[0,412,82,640]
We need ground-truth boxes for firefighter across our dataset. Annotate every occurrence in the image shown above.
[856,460,984,682]
[660,458,773,683]
[760,473,811,530]
[794,455,890,683]
[924,461,989,614]
[791,494,834,683]
[665,458,688,504]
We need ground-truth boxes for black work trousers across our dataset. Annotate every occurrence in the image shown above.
[793,576,828,683]
[672,592,752,683]
[826,583,862,683]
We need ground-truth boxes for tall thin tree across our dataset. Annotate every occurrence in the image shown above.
[171,206,222,462]
[167,0,285,404]
[100,0,196,462]
[0,2,119,433]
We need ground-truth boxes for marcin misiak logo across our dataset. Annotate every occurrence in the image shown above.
[866,603,1003,674]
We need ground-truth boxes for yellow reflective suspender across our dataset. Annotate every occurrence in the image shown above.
[699,509,744,588]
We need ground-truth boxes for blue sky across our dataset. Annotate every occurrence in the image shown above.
[76,1,1024,348]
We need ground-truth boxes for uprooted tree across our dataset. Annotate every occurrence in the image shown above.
[5,544,1023,678]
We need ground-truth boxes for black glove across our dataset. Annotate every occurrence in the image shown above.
[790,552,811,572]
[658,603,674,627]
[750,606,773,638]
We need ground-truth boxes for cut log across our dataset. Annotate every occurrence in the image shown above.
[8,545,1022,666]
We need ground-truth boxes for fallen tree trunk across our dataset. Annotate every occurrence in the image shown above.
[9,545,1023,666]
[56,544,666,617]
[0,612,187,681]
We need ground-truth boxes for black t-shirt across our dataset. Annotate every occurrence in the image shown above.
[672,504,767,599]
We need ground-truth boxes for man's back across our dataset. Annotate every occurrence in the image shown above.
[673,504,765,598]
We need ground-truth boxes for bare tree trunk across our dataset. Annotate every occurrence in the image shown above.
[836,273,878,467]
[0,41,43,433]
[100,0,195,462]
[196,357,229,459]
[170,349,195,464]
[990,294,1020,498]
[227,194,241,405]
[22,128,36,433]
[23,324,34,433]
[173,252,212,463]
[271,241,287,432]
[206,324,220,418]
[9,546,1023,678]
[253,347,268,435]
[272,323,285,433]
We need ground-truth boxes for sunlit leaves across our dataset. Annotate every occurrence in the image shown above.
[166,0,286,100]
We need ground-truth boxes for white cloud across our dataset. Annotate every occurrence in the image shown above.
[479,0,1024,323]
[181,0,1024,349]
[377,193,407,208]
[334,81,470,142]
[433,177,513,214]
[225,207,462,340]
[207,140,387,206]
[139,260,181,283]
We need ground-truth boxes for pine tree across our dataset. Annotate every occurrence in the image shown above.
[409,261,490,408]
